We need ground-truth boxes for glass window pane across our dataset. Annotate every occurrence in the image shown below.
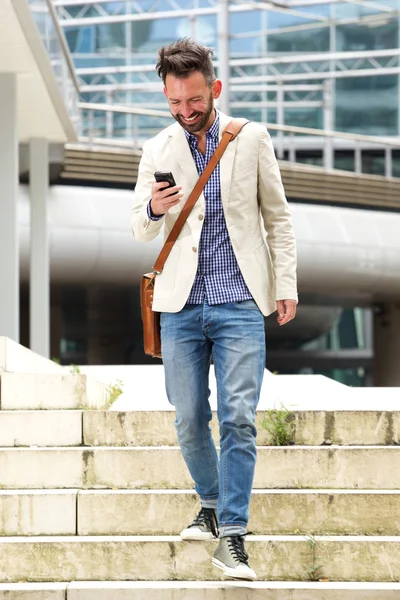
[268,27,330,53]
[95,23,126,52]
[336,76,398,136]
[336,20,398,51]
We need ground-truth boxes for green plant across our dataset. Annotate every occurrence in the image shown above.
[70,364,81,374]
[107,379,124,407]
[305,535,324,581]
[261,403,294,445]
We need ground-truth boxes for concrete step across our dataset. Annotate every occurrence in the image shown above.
[0,491,77,536]
[0,535,399,582]
[2,582,400,600]
[2,408,398,448]
[83,410,400,447]
[0,583,66,599]
[0,411,82,446]
[77,489,400,536]
[66,581,400,600]
[0,338,63,375]
[0,446,398,490]
[1,489,397,537]
[0,373,109,410]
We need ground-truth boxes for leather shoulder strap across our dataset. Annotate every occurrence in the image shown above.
[152,118,249,274]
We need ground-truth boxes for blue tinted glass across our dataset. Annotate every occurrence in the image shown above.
[95,23,126,51]
[177,15,217,47]
[268,4,330,28]
[231,10,263,34]
[285,108,323,130]
[336,76,398,136]
[268,27,330,53]
[336,20,398,51]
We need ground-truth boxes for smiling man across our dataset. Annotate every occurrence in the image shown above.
[131,38,298,581]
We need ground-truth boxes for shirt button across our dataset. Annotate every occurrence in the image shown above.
[198,215,204,220]
[192,247,197,253]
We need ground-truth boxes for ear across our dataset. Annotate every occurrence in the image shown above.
[163,87,168,100]
[212,79,222,99]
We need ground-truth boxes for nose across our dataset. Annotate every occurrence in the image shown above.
[180,103,193,117]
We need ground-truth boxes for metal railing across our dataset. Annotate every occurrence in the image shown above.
[27,0,82,135]
[77,102,400,179]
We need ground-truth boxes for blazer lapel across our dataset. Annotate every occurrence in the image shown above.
[168,123,198,191]
[218,111,237,207]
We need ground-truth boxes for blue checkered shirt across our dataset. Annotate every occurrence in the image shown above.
[148,112,252,305]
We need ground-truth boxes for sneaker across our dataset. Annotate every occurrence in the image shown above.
[180,507,219,541]
[212,535,257,581]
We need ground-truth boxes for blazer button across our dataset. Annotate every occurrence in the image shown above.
[192,247,197,253]
[198,215,204,220]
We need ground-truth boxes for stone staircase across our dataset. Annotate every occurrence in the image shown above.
[0,337,400,599]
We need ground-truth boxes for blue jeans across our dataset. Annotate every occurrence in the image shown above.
[160,299,266,537]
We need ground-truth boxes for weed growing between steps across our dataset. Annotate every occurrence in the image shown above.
[69,364,124,409]
[106,379,124,407]
[305,534,325,581]
[260,404,295,445]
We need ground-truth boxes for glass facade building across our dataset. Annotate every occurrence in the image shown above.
[56,1,400,149]
[25,1,400,384]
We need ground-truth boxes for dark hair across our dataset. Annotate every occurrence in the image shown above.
[156,38,216,86]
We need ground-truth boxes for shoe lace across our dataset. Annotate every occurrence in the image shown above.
[227,535,250,565]
[191,507,219,538]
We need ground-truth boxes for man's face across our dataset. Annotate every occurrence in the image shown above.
[164,71,222,135]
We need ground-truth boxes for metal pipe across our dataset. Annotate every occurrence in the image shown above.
[77,102,400,147]
[217,0,230,115]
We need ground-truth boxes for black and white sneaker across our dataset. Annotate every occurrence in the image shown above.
[180,507,219,541]
[212,535,257,580]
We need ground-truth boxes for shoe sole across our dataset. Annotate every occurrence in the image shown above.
[180,530,216,541]
[212,557,257,581]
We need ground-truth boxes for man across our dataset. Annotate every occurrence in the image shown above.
[131,38,297,581]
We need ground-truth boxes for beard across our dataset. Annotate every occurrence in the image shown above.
[172,93,215,134]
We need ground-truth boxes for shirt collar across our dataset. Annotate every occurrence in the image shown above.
[184,110,219,148]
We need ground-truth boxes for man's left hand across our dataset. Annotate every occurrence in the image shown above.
[276,299,297,326]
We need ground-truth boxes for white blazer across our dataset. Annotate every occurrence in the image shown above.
[130,111,297,317]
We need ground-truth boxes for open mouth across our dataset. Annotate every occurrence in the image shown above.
[181,114,200,123]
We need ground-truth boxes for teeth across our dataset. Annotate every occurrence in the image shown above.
[184,115,197,121]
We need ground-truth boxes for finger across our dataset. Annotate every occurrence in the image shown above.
[154,181,173,191]
[164,194,183,207]
[159,185,181,198]
[278,306,296,325]
[276,300,285,318]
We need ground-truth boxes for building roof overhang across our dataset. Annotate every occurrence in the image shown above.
[0,0,77,144]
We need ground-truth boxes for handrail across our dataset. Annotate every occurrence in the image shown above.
[43,0,80,94]
[77,101,400,148]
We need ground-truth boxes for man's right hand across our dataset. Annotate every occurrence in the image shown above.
[150,181,183,216]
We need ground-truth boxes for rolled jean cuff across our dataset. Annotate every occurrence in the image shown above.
[200,496,218,510]
[219,524,247,538]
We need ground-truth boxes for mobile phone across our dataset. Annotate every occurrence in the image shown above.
[154,171,178,195]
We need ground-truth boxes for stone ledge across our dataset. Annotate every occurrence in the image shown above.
[76,489,400,536]
[0,536,400,582]
[1,373,109,410]
[0,446,399,489]
[83,410,400,447]
[0,490,77,536]
[0,411,82,446]
[0,338,63,376]
[66,581,400,600]
[0,582,66,599]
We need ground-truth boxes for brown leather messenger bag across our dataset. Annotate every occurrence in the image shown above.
[140,118,249,358]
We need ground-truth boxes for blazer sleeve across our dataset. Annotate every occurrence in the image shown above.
[130,140,165,242]
[257,128,298,302]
